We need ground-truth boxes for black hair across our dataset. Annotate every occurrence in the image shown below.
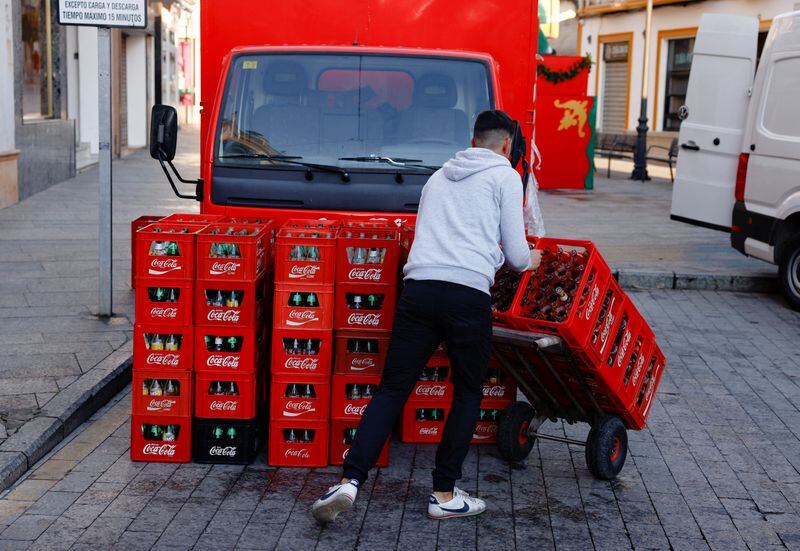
[473,109,515,144]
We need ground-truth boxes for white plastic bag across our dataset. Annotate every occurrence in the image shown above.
[523,142,545,237]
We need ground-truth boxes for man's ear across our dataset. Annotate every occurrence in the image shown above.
[502,136,512,158]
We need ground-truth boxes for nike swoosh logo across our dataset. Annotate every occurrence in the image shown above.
[438,503,470,513]
[320,488,341,501]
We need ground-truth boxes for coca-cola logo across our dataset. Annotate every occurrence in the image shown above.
[350,357,375,371]
[146,353,179,366]
[342,448,349,460]
[150,307,178,318]
[207,309,241,323]
[419,427,439,436]
[483,385,507,398]
[149,258,180,275]
[288,265,320,279]
[348,267,382,281]
[206,355,240,368]
[415,384,446,397]
[616,332,632,368]
[286,310,319,327]
[599,306,616,353]
[146,398,177,412]
[585,285,600,320]
[473,424,498,439]
[209,400,238,411]
[209,446,237,457]
[643,377,657,416]
[347,313,381,326]
[210,261,240,276]
[284,401,316,417]
[284,448,311,459]
[143,443,176,456]
[344,403,367,416]
[284,357,319,370]
[631,354,646,387]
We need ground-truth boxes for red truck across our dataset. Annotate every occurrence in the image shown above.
[150,0,539,220]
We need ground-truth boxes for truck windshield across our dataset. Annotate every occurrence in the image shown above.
[216,53,492,170]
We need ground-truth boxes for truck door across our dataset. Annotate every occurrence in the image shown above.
[670,14,758,231]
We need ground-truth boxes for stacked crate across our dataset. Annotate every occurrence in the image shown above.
[268,219,339,467]
[131,221,204,462]
[472,356,517,444]
[329,220,399,465]
[192,222,272,464]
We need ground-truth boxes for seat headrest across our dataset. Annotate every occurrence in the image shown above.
[263,61,309,96]
[413,74,457,108]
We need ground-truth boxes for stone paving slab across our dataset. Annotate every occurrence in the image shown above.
[0,289,795,549]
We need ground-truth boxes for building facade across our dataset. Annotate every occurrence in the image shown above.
[0,0,198,207]
[570,0,799,139]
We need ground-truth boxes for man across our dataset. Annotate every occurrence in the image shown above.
[312,110,539,523]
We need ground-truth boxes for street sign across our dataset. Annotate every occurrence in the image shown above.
[57,2,148,316]
[57,0,147,29]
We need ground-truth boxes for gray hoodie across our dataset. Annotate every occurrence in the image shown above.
[403,147,532,294]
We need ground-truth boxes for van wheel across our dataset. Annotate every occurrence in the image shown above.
[779,237,800,311]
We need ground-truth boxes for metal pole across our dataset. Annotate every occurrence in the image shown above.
[98,27,113,316]
[631,0,653,181]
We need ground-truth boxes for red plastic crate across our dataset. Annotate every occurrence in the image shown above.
[577,278,627,369]
[411,364,452,402]
[196,222,272,282]
[161,213,224,224]
[483,357,517,401]
[194,325,266,373]
[135,279,193,326]
[269,375,330,422]
[274,219,339,285]
[271,328,332,377]
[273,284,334,330]
[130,414,191,462]
[133,324,193,371]
[471,399,513,444]
[132,369,193,417]
[627,343,666,430]
[491,236,539,327]
[131,215,163,289]
[331,373,381,419]
[194,276,268,328]
[336,220,400,285]
[194,370,263,420]
[616,326,654,411]
[509,237,615,350]
[333,330,390,375]
[268,419,329,467]
[329,418,388,467]
[135,222,204,281]
[334,282,396,332]
[399,400,451,443]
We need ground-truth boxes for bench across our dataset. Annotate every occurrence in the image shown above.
[646,138,678,182]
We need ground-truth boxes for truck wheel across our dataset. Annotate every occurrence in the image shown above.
[585,416,627,480]
[779,236,800,311]
[496,401,536,463]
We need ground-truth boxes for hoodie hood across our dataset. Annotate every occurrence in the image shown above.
[442,147,511,182]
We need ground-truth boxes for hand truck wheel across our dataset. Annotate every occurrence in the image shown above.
[585,416,627,480]
[496,401,536,462]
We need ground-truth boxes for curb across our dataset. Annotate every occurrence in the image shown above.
[615,270,777,293]
[0,342,132,491]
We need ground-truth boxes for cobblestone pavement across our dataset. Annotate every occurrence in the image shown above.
[0,289,796,550]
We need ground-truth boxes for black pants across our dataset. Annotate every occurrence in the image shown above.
[342,279,492,492]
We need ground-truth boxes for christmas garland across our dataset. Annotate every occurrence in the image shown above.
[538,55,592,84]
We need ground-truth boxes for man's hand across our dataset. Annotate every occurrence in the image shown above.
[529,249,542,271]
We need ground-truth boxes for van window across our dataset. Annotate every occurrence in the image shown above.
[761,57,800,139]
[215,53,493,169]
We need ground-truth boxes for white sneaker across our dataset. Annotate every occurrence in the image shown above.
[312,479,359,524]
[427,487,486,519]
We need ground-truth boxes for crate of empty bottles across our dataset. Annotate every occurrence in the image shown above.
[273,219,339,285]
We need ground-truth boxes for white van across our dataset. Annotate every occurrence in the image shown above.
[670,11,800,310]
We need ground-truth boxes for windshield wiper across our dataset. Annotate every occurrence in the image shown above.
[219,154,350,182]
[338,155,439,172]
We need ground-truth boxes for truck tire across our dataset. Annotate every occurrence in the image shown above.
[496,401,536,463]
[779,236,800,311]
[585,416,627,480]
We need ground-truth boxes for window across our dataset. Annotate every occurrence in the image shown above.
[21,0,53,120]
[761,56,800,139]
[662,37,694,131]
[216,53,492,169]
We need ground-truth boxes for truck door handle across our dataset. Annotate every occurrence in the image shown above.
[681,141,700,151]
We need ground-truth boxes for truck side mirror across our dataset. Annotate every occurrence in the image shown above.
[150,105,178,161]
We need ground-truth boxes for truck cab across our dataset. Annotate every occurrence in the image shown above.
[670,11,800,309]
[149,0,538,225]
